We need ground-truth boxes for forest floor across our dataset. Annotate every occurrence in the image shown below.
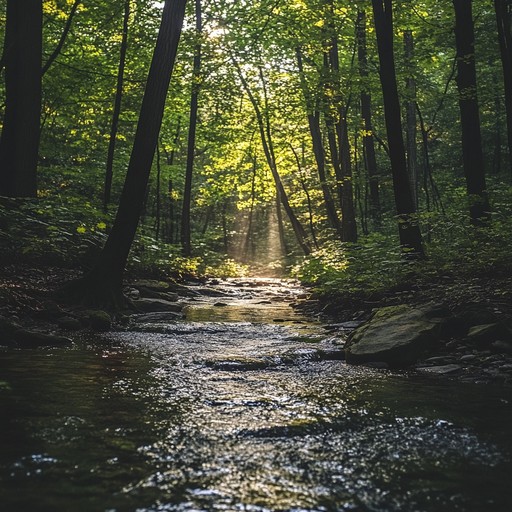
[1,261,512,386]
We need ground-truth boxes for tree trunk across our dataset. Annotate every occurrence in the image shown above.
[64,0,187,306]
[371,0,424,256]
[356,9,380,225]
[404,29,418,208]
[104,0,130,211]
[181,0,202,256]
[155,140,162,240]
[453,0,490,224]
[494,0,512,178]
[41,0,81,76]
[0,0,42,197]
[290,142,319,249]
[232,58,312,255]
[296,47,343,240]
[323,6,357,242]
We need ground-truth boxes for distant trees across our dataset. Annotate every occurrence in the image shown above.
[0,0,42,197]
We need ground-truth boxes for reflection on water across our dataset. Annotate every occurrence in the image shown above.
[1,280,512,511]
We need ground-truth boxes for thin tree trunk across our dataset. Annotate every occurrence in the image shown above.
[290,142,319,249]
[155,140,161,240]
[404,29,418,208]
[275,192,288,256]
[243,153,258,260]
[65,0,187,306]
[356,9,380,225]
[103,0,130,211]
[0,0,42,198]
[181,0,202,256]
[232,57,312,255]
[453,0,490,224]
[296,47,342,239]
[41,0,81,76]
[494,0,512,178]
[324,7,357,242]
[371,0,424,256]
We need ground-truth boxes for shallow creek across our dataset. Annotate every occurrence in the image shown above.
[1,278,512,511]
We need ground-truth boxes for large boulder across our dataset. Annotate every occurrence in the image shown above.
[345,305,444,367]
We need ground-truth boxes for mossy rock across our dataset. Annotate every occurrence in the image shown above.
[346,305,445,367]
[82,310,112,331]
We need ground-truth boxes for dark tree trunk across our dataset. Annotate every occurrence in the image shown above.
[181,0,202,256]
[104,0,130,211]
[155,141,162,240]
[371,0,424,256]
[296,47,342,240]
[0,0,42,197]
[404,29,418,208]
[453,0,490,224]
[356,9,380,224]
[494,0,512,177]
[65,0,187,306]
[323,7,357,242]
[42,0,81,76]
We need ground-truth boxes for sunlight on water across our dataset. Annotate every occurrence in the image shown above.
[1,280,511,511]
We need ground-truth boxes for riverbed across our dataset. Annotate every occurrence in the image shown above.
[1,279,511,511]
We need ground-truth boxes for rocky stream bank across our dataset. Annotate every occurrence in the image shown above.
[1,264,512,386]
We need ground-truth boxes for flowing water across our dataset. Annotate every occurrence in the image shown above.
[1,278,511,511]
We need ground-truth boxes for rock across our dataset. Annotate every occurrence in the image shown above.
[460,354,477,362]
[424,356,456,364]
[132,298,183,313]
[56,316,82,331]
[198,288,232,297]
[444,305,499,338]
[83,310,111,331]
[0,316,72,348]
[214,302,228,307]
[363,361,389,369]
[130,312,182,323]
[345,305,445,367]
[132,279,170,292]
[418,364,463,376]
[136,286,179,302]
[466,323,511,348]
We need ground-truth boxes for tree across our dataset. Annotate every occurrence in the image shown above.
[0,0,42,197]
[65,0,188,306]
[181,0,202,256]
[494,0,512,177]
[232,58,312,256]
[453,0,490,225]
[296,47,343,241]
[371,0,424,256]
[41,0,81,76]
[356,8,380,225]
[103,0,131,212]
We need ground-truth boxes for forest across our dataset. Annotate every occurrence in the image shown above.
[1,0,512,511]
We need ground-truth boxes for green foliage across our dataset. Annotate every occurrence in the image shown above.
[294,181,512,300]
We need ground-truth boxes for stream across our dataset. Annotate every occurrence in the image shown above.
[1,278,512,511]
